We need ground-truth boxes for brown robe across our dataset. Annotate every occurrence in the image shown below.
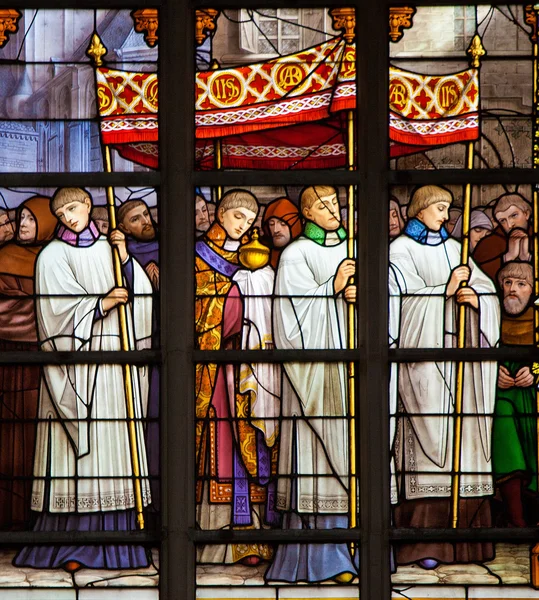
[501,306,534,346]
[473,225,532,283]
[0,197,56,530]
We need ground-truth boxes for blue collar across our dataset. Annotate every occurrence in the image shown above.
[404,218,449,246]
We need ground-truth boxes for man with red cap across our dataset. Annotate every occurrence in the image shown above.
[262,197,302,270]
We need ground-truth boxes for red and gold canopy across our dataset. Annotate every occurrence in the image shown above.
[389,66,480,158]
[95,37,355,171]
[94,38,480,171]
[96,67,159,168]
[195,36,355,139]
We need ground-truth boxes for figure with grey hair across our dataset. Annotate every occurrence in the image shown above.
[492,261,538,527]
[451,209,493,252]
[473,193,533,281]
[389,185,500,569]
[389,196,405,239]
[445,207,462,235]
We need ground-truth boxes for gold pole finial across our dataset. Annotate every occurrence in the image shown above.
[329,7,356,43]
[388,7,415,43]
[86,33,107,67]
[467,34,486,68]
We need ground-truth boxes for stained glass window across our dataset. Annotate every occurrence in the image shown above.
[19,0,539,598]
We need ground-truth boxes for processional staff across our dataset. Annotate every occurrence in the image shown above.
[87,32,146,530]
[450,34,485,530]
[329,6,358,542]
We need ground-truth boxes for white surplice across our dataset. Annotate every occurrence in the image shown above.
[389,234,500,502]
[273,232,350,514]
[31,237,153,513]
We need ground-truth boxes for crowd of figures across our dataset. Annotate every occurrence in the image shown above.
[0,189,160,572]
[195,183,539,582]
[3,183,530,579]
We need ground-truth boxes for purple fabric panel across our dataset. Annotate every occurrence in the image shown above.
[256,431,271,485]
[122,257,134,293]
[265,481,280,527]
[127,238,159,269]
[57,221,100,247]
[13,510,150,569]
[145,366,160,512]
[233,446,252,526]
[195,240,240,277]
[57,227,77,244]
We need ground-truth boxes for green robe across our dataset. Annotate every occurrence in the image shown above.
[492,359,537,491]
[492,297,538,494]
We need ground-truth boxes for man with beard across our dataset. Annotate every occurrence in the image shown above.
[118,199,160,523]
[262,197,302,269]
[492,261,538,526]
[118,200,159,290]
[473,193,532,282]
[196,193,211,238]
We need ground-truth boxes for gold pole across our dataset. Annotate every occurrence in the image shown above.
[450,32,485,530]
[88,31,145,529]
[450,141,474,529]
[215,138,223,201]
[346,110,357,542]
[104,147,146,531]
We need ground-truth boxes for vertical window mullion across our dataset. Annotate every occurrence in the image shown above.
[358,0,390,597]
[161,0,195,599]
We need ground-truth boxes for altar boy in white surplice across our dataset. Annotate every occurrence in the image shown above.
[265,185,358,584]
[389,185,500,570]
[14,187,153,571]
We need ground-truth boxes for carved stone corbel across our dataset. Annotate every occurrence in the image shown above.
[0,9,21,49]
[525,4,539,43]
[389,6,416,43]
[132,8,159,48]
[195,8,220,46]
[329,7,356,43]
